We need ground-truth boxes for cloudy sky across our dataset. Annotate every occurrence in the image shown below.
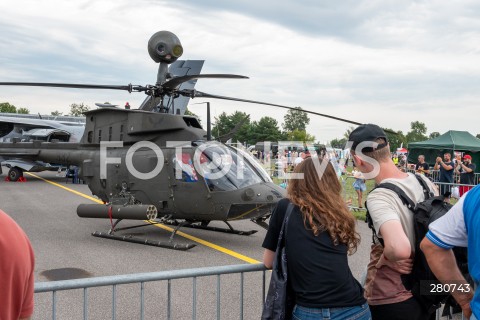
[1,0,479,143]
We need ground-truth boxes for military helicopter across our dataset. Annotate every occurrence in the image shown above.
[0,31,367,250]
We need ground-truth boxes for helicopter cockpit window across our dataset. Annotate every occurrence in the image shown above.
[232,146,272,183]
[87,131,93,143]
[195,143,262,192]
[173,153,198,182]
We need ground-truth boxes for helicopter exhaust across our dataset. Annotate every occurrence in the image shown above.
[77,204,158,221]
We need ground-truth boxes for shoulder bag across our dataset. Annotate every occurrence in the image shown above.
[261,203,295,320]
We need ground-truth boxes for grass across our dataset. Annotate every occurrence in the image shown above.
[269,164,371,221]
[276,164,374,220]
[268,162,457,222]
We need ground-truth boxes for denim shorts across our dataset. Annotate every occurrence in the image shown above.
[352,180,366,192]
[292,303,371,320]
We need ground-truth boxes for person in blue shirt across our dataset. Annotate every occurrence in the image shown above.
[420,185,480,319]
[433,153,454,196]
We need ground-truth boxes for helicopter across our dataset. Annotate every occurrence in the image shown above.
[0,31,368,250]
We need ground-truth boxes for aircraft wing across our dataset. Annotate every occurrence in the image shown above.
[0,115,85,142]
[139,60,205,114]
[1,158,60,172]
[0,115,52,129]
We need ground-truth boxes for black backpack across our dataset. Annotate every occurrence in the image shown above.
[365,174,470,316]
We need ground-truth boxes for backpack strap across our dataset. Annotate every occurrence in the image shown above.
[413,174,434,199]
[365,174,433,246]
[376,182,417,211]
[364,201,379,245]
[365,181,416,246]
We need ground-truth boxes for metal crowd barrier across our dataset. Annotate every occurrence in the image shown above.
[433,182,476,201]
[34,263,267,320]
[405,169,480,186]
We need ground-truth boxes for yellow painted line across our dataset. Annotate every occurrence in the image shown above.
[26,173,103,204]
[148,222,260,264]
[26,172,261,264]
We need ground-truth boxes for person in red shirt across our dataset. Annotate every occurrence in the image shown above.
[0,209,35,320]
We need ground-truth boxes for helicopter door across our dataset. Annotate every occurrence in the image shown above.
[170,151,213,217]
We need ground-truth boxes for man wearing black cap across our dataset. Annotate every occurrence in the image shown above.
[349,124,438,320]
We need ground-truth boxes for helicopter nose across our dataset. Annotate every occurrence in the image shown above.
[227,203,276,220]
[226,183,285,220]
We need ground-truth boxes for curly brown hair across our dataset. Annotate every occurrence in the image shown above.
[287,157,360,254]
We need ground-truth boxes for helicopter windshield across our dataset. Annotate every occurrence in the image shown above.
[229,146,272,183]
[195,143,263,192]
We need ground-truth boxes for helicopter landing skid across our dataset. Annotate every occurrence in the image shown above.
[92,231,195,250]
[164,220,258,236]
[251,217,269,230]
[91,220,196,251]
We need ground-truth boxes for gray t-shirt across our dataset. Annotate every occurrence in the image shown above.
[368,173,439,250]
[364,173,439,305]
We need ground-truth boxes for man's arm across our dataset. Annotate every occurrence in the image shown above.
[434,157,441,170]
[460,163,474,173]
[420,237,473,318]
[455,165,461,174]
[421,163,431,174]
[441,161,453,171]
[379,220,412,261]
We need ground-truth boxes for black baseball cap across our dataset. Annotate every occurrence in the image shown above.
[348,124,388,152]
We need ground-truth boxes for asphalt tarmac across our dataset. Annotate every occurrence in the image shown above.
[0,168,371,319]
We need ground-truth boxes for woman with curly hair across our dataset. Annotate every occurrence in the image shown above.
[263,156,370,320]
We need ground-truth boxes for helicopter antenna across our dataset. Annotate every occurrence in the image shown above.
[193,102,212,141]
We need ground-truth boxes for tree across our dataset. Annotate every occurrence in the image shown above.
[405,121,428,144]
[248,117,283,145]
[211,111,252,143]
[429,132,440,139]
[69,103,90,116]
[477,134,480,139]
[282,107,310,132]
[51,110,63,116]
[0,102,17,113]
[343,126,356,140]
[17,107,30,114]
[329,138,347,149]
[286,129,315,142]
[384,128,406,152]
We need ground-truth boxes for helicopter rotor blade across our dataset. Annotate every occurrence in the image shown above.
[188,90,366,127]
[162,74,248,91]
[0,82,149,93]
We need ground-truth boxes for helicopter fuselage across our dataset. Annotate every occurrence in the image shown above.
[0,108,285,222]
